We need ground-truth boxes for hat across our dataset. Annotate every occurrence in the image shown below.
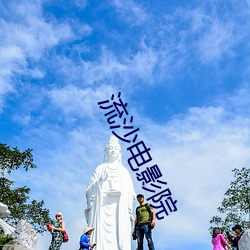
[55,212,63,218]
[232,225,243,231]
[84,227,94,234]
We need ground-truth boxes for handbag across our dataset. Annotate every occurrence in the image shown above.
[62,231,69,242]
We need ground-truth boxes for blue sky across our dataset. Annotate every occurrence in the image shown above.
[1,0,250,249]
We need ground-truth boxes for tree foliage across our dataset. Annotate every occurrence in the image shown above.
[0,143,52,233]
[0,144,36,175]
[210,167,250,232]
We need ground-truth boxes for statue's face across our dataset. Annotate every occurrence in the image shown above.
[107,142,120,160]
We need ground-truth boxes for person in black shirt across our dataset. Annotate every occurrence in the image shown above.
[229,224,244,250]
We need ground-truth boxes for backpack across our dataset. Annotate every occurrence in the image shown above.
[136,203,154,229]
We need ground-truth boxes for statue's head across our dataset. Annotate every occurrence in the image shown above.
[104,135,122,163]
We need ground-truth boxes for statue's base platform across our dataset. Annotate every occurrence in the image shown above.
[1,245,26,250]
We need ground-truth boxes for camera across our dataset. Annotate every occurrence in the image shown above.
[132,231,137,240]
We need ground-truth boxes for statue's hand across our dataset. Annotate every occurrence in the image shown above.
[87,195,96,208]
[101,171,108,181]
[130,213,135,222]
[88,201,93,208]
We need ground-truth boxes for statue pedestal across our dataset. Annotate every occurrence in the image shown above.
[1,245,26,250]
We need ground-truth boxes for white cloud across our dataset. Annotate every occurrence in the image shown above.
[0,1,75,110]
[48,84,117,119]
[0,2,73,58]
[0,45,25,110]
[159,7,240,67]
[224,84,250,114]
[81,45,158,86]
[73,0,87,9]
[189,8,210,33]
[196,20,235,63]
[81,48,127,85]
[112,0,148,26]
[127,43,158,84]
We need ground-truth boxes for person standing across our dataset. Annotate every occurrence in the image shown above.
[133,194,156,250]
[79,227,96,250]
[211,227,232,250]
[49,212,66,250]
[231,225,244,250]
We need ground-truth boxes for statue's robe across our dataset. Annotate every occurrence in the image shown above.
[85,163,135,250]
[239,229,250,250]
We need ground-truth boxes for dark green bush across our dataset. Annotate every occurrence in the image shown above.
[0,234,14,246]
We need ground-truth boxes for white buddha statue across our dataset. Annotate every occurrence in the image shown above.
[239,229,250,250]
[0,203,38,250]
[85,135,136,250]
[0,202,15,235]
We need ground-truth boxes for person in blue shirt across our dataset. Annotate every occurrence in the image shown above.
[79,227,96,250]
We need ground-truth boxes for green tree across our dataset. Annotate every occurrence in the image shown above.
[210,167,250,232]
[0,143,52,233]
